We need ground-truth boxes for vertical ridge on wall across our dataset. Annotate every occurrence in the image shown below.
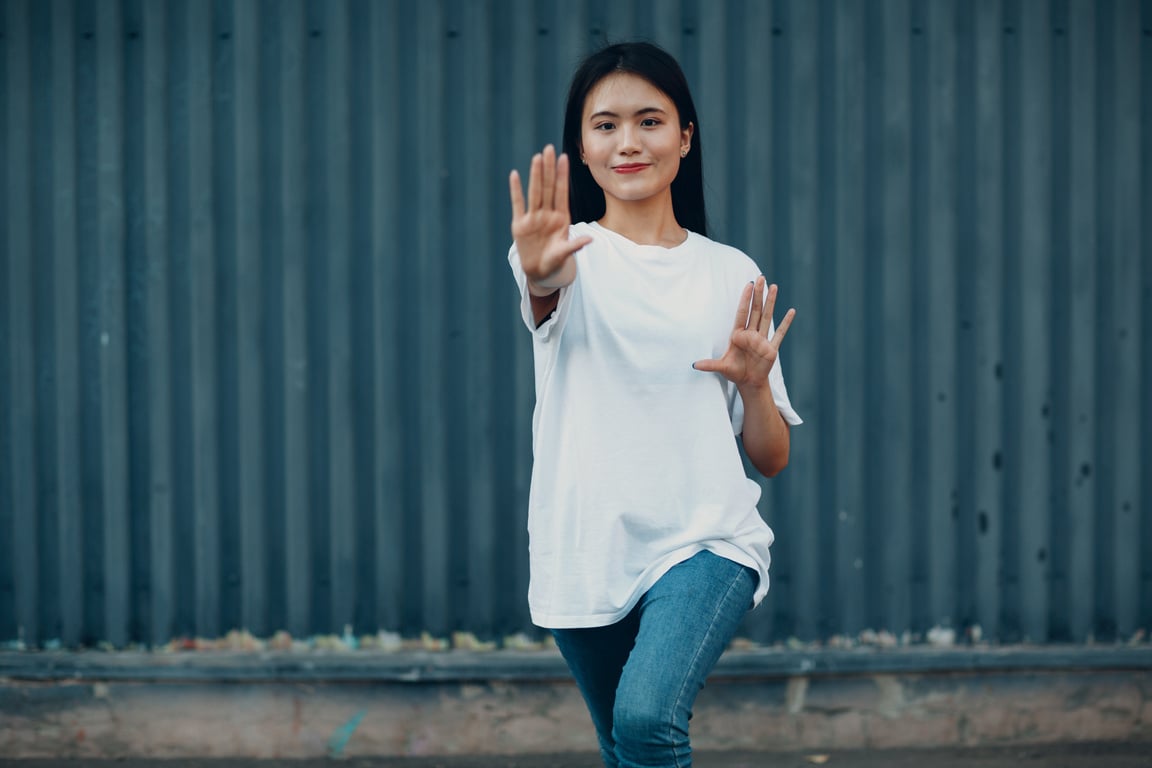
[1016,0,1054,645]
[450,0,497,635]
[792,0,825,642]
[365,0,404,636]
[997,0,1023,643]
[829,0,867,641]
[187,0,219,642]
[25,0,47,648]
[232,0,265,639]
[921,0,958,644]
[1101,0,1142,641]
[211,0,239,638]
[255,0,283,637]
[138,0,172,647]
[101,0,130,649]
[303,0,329,636]
[1050,0,1083,644]
[968,0,1006,642]
[811,0,836,642]
[4,0,37,647]
[1139,0,1152,638]
[346,0,373,638]
[1,0,1148,650]
[323,0,355,638]
[124,0,149,646]
[30,0,55,647]
[878,0,914,639]
[49,0,81,649]
[765,0,794,640]
[1091,0,1116,641]
[412,0,447,636]
[0,0,12,645]
[279,0,310,639]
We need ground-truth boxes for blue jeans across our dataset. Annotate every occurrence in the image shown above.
[551,550,757,768]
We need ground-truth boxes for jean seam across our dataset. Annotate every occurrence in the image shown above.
[666,563,749,768]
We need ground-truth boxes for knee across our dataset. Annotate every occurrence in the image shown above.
[612,692,689,763]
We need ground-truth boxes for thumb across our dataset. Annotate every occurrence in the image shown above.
[567,234,594,252]
[551,234,593,264]
[692,358,724,374]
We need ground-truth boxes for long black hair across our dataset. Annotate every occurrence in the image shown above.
[562,41,708,237]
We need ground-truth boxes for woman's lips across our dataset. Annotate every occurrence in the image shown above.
[612,163,650,174]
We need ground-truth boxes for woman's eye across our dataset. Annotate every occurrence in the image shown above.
[641,118,660,127]
[594,122,615,131]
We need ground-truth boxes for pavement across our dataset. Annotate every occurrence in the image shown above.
[2,743,1151,767]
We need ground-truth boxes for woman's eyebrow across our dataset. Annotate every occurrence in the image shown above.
[588,106,668,120]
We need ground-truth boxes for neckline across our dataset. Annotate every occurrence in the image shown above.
[590,221,693,252]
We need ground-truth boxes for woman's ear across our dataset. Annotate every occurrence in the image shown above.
[681,122,695,156]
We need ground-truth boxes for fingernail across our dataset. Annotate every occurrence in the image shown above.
[691,362,697,369]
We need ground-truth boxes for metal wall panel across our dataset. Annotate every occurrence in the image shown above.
[1,0,1148,649]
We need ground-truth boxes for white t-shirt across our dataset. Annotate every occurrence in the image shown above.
[509,221,803,629]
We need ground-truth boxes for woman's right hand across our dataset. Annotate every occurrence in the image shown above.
[509,144,591,294]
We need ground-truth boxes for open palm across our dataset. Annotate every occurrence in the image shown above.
[509,144,591,284]
[694,278,795,392]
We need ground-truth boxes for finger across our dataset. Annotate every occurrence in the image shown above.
[769,307,796,349]
[731,281,754,334]
[541,145,557,209]
[527,152,543,211]
[555,153,572,217]
[692,358,724,374]
[508,170,525,220]
[747,277,765,331]
[759,282,779,335]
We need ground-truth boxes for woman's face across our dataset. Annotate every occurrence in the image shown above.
[580,72,693,210]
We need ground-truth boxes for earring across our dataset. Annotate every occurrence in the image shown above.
[681,148,688,157]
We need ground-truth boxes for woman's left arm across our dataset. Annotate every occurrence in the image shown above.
[737,382,791,477]
[693,277,796,478]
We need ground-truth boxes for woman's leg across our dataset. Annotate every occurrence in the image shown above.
[551,609,641,768]
[611,550,756,768]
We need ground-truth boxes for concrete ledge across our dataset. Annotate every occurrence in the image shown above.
[2,648,1151,758]
[3,645,1151,682]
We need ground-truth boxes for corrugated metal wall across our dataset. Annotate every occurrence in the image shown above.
[2,0,1149,650]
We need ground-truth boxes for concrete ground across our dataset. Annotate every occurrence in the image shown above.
[5,648,1151,763]
[2,743,1151,767]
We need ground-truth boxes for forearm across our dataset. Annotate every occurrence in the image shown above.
[738,383,791,477]
[529,290,559,326]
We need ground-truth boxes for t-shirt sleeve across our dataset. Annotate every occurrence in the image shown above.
[728,319,804,435]
[507,241,574,341]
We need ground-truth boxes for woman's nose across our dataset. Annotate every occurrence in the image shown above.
[617,126,641,153]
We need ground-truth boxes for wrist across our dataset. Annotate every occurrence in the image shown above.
[527,279,561,298]
[737,379,773,400]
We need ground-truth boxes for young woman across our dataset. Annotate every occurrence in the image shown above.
[507,41,802,768]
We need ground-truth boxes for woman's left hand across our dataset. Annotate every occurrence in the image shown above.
[693,278,795,392]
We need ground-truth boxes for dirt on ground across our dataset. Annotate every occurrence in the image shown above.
[2,742,1150,768]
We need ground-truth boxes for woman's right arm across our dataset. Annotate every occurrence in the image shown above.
[509,144,591,324]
